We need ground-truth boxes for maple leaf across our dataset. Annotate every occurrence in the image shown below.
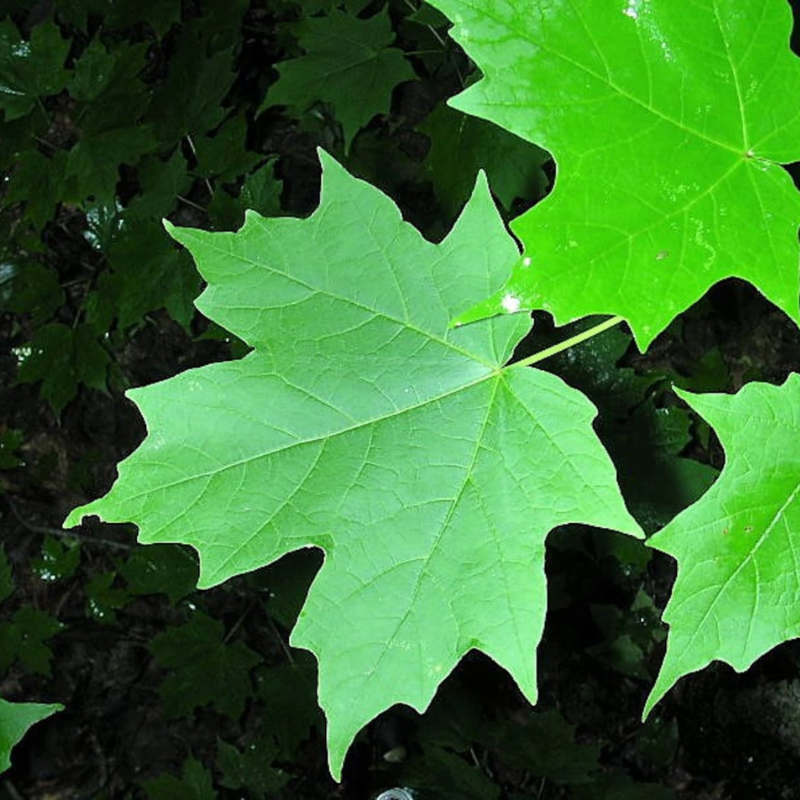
[263,9,415,149]
[0,697,62,773]
[429,0,800,350]
[65,152,642,778]
[149,611,261,721]
[0,20,70,121]
[645,376,800,716]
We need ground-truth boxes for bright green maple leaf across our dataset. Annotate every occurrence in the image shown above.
[65,151,642,778]
[0,697,62,774]
[428,0,800,350]
[263,9,415,149]
[645,375,800,716]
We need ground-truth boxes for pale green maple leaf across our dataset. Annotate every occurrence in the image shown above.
[0,697,62,773]
[645,376,800,716]
[428,0,800,350]
[65,151,642,778]
[263,9,415,149]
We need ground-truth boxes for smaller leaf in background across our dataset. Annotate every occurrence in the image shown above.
[69,39,150,105]
[404,746,501,800]
[409,681,600,792]
[482,708,600,785]
[84,572,130,625]
[65,125,156,204]
[67,39,152,151]
[192,115,262,183]
[124,149,192,222]
[142,755,215,800]
[347,129,422,204]
[86,221,201,332]
[207,163,283,231]
[645,376,800,716]
[0,697,62,773]
[193,0,251,53]
[0,428,24,470]
[3,149,68,230]
[670,347,730,395]
[0,19,70,121]
[147,32,236,142]
[30,535,80,584]
[0,547,13,606]
[216,735,290,798]
[264,8,415,149]
[100,0,181,37]
[398,1,453,75]
[148,610,261,721]
[0,259,64,327]
[0,607,64,677]
[421,102,550,219]
[590,588,665,681]
[15,323,110,415]
[254,654,323,754]
[117,544,198,604]
[636,715,679,770]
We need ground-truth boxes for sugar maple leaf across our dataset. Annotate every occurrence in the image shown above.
[65,152,642,778]
[645,376,800,715]
[428,0,800,350]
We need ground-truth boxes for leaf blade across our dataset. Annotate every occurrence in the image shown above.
[430,0,800,348]
[66,152,642,778]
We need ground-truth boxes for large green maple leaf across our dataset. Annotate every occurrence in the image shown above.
[427,0,800,350]
[65,152,642,778]
[645,376,800,716]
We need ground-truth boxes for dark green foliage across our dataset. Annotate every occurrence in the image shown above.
[30,535,80,583]
[116,544,198,604]
[0,607,64,677]
[143,756,216,800]
[148,611,261,721]
[216,736,290,797]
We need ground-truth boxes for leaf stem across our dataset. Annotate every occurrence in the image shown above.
[509,315,624,369]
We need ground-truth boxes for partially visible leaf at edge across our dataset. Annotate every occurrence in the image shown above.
[65,151,642,778]
[429,0,800,350]
[0,697,62,773]
[645,376,800,717]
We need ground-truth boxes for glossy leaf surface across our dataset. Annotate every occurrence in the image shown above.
[645,376,800,715]
[429,0,800,349]
[66,152,642,777]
